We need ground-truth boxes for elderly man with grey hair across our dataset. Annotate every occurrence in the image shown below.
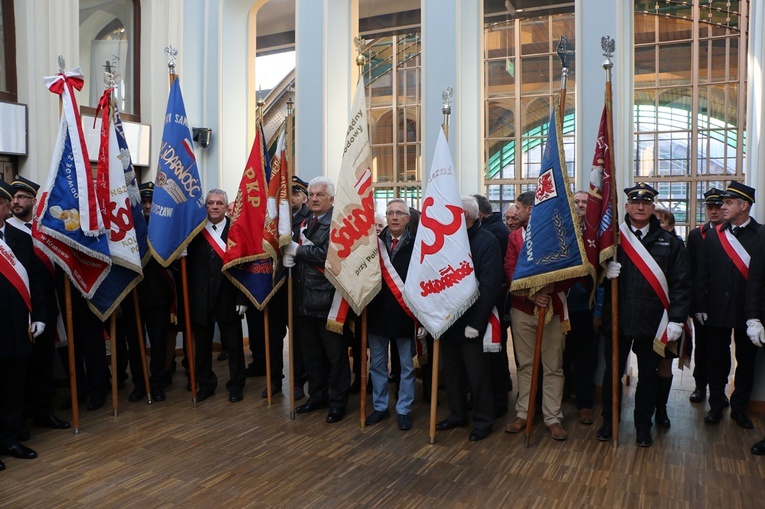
[283,176,351,423]
[186,189,249,403]
[434,195,503,442]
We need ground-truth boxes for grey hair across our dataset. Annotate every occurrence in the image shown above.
[387,198,408,210]
[207,189,228,204]
[308,177,335,198]
[461,195,479,221]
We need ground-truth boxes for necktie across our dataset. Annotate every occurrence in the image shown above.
[634,229,642,240]
[0,230,3,240]
[391,238,398,253]
[732,226,740,236]
[25,223,32,229]
[212,224,217,231]
[311,216,318,229]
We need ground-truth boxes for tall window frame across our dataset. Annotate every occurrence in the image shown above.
[483,12,577,215]
[633,0,748,237]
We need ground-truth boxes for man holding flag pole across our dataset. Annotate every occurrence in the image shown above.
[147,46,207,405]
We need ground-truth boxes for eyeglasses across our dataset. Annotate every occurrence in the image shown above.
[13,194,35,201]
[386,210,409,217]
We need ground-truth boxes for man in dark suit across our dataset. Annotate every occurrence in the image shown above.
[186,189,248,403]
[284,177,350,423]
[436,196,503,442]
[744,222,765,455]
[698,182,760,429]
[8,176,70,437]
[686,188,724,404]
[0,180,46,470]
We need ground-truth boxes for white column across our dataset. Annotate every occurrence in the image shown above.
[745,0,765,404]
[575,0,632,194]
[15,0,79,183]
[294,0,357,185]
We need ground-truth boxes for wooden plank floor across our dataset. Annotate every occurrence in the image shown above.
[1,351,763,508]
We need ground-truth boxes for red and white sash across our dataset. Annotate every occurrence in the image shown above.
[0,234,32,313]
[201,221,226,259]
[483,307,501,353]
[717,223,750,279]
[378,237,416,322]
[619,223,670,354]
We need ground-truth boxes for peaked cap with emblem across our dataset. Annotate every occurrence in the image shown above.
[0,180,14,201]
[139,181,155,198]
[11,175,40,197]
[292,175,308,195]
[624,182,659,203]
[703,187,723,206]
[721,181,755,204]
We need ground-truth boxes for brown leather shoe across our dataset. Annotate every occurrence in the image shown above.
[548,422,568,441]
[579,408,594,425]
[504,417,526,433]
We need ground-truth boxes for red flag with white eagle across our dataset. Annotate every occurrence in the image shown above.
[325,76,381,314]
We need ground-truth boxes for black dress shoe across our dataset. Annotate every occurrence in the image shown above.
[34,414,71,430]
[229,390,244,403]
[326,407,346,423]
[636,428,653,447]
[87,394,107,411]
[596,424,612,441]
[731,411,754,429]
[365,409,390,425]
[151,389,167,402]
[469,428,491,442]
[689,388,706,403]
[128,388,147,402]
[751,438,765,456]
[196,389,215,402]
[261,384,282,398]
[217,350,229,361]
[435,418,468,431]
[1,442,38,459]
[295,399,328,414]
[705,409,723,424]
[0,459,5,471]
[398,414,412,431]
[17,426,30,442]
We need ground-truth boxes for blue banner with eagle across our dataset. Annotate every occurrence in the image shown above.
[509,96,588,293]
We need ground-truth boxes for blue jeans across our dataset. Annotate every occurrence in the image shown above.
[368,334,415,415]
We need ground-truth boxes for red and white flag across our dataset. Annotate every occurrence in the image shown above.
[325,76,381,314]
[403,128,478,338]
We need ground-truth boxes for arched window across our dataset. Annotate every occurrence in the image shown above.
[79,0,140,116]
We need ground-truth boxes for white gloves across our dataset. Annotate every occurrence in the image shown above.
[605,261,621,279]
[283,241,299,257]
[236,305,248,316]
[746,319,765,347]
[694,313,707,325]
[30,321,46,339]
[464,326,479,339]
[283,254,296,268]
[180,248,188,258]
[416,326,427,339]
[666,322,683,342]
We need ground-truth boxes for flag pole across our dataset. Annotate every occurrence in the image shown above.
[132,290,153,404]
[428,87,453,445]
[256,95,274,406]
[353,39,371,428]
[523,36,574,448]
[285,94,297,419]
[165,46,198,408]
[601,36,620,448]
[55,55,80,435]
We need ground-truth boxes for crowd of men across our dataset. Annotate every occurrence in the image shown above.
[1,174,764,473]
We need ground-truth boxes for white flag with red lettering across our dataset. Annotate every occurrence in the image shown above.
[325,76,381,314]
[403,128,478,338]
